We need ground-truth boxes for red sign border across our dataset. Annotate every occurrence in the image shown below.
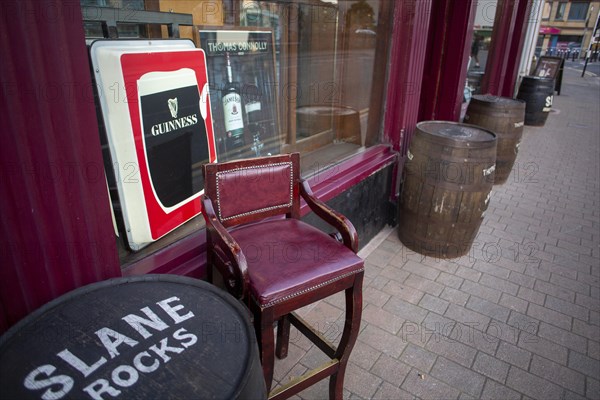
[120,50,216,240]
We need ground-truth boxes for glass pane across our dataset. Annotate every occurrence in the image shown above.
[556,2,566,19]
[568,2,589,20]
[237,0,389,172]
[467,0,497,94]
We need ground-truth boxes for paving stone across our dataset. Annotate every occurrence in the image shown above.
[550,273,591,296]
[425,335,477,368]
[496,341,532,369]
[479,274,520,296]
[370,353,411,386]
[401,368,460,400]
[568,350,600,378]
[507,310,540,333]
[399,343,438,373]
[466,296,511,323]
[505,366,564,400]
[525,265,552,282]
[419,294,449,315]
[450,323,499,355]
[430,357,485,398]
[587,377,600,400]
[480,379,521,400]
[455,266,482,282]
[445,303,491,331]
[382,297,428,325]
[361,304,405,334]
[486,321,521,345]
[372,382,414,400]
[518,286,546,305]
[545,295,589,322]
[273,343,307,382]
[589,340,600,360]
[472,352,510,383]
[440,287,470,306]
[576,292,600,313]
[366,248,396,268]
[534,279,576,302]
[530,355,586,395]
[461,280,502,303]
[436,272,464,289]
[381,280,424,304]
[358,324,408,358]
[362,287,391,308]
[473,262,511,279]
[537,322,588,354]
[403,274,445,297]
[508,271,536,289]
[403,260,440,281]
[398,321,429,347]
[343,362,383,400]
[527,303,572,330]
[517,334,569,365]
[379,266,410,284]
[499,293,528,314]
[573,318,600,341]
[348,340,383,371]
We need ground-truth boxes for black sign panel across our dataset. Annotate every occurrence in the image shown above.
[140,86,209,208]
[0,276,266,399]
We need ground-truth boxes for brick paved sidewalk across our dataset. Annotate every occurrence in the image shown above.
[272,68,600,399]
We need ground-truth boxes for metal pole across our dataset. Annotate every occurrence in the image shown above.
[581,5,596,77]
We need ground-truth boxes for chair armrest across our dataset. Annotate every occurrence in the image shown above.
[201,195,250,299]
[299,179,359,253]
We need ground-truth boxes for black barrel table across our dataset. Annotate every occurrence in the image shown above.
[0,275,266,400]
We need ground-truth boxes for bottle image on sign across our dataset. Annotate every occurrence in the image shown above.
[222,52,245,150]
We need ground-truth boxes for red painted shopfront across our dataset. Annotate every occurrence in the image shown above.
[0,0,532,333]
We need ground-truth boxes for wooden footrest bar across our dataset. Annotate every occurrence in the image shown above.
[269,359,339,400]
[288,312,337,358]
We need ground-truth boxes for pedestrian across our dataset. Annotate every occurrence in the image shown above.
[471,35,481,68]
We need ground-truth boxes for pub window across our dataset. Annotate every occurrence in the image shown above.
[568,2,589,20]
[80,0,392,263]
[555,2,567,20]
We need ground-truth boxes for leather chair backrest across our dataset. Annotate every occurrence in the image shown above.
[203,153,300,227]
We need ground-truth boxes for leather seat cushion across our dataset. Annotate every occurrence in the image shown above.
[229,219,364,308]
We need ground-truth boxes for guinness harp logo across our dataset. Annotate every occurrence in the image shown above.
[168,98,178,119]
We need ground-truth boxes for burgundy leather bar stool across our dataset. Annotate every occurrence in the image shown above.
[202,153,363,400]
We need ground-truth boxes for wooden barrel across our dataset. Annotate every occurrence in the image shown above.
[464,95,525,185]
[296,105,361,144]
[516,76,554,126]
[398,121,497,258]
[0,275,266,400]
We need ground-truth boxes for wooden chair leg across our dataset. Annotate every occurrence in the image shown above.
[329,273,363,399]
[276,315,291,359]
[255,308,276,393]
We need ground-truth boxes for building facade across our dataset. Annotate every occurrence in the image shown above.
[539,0,600,56]
[1,0,532,333]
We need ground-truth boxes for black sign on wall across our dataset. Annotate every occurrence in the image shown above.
[140,85,209,208]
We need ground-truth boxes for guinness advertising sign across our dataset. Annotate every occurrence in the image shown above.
[138,69,209,208]
[90,40,216,250]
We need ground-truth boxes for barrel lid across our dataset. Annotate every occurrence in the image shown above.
[522,75,554,82]
[471,95,525,107]
[417,121,496,142]
[296,105,357,116]
[0,275,259,400]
